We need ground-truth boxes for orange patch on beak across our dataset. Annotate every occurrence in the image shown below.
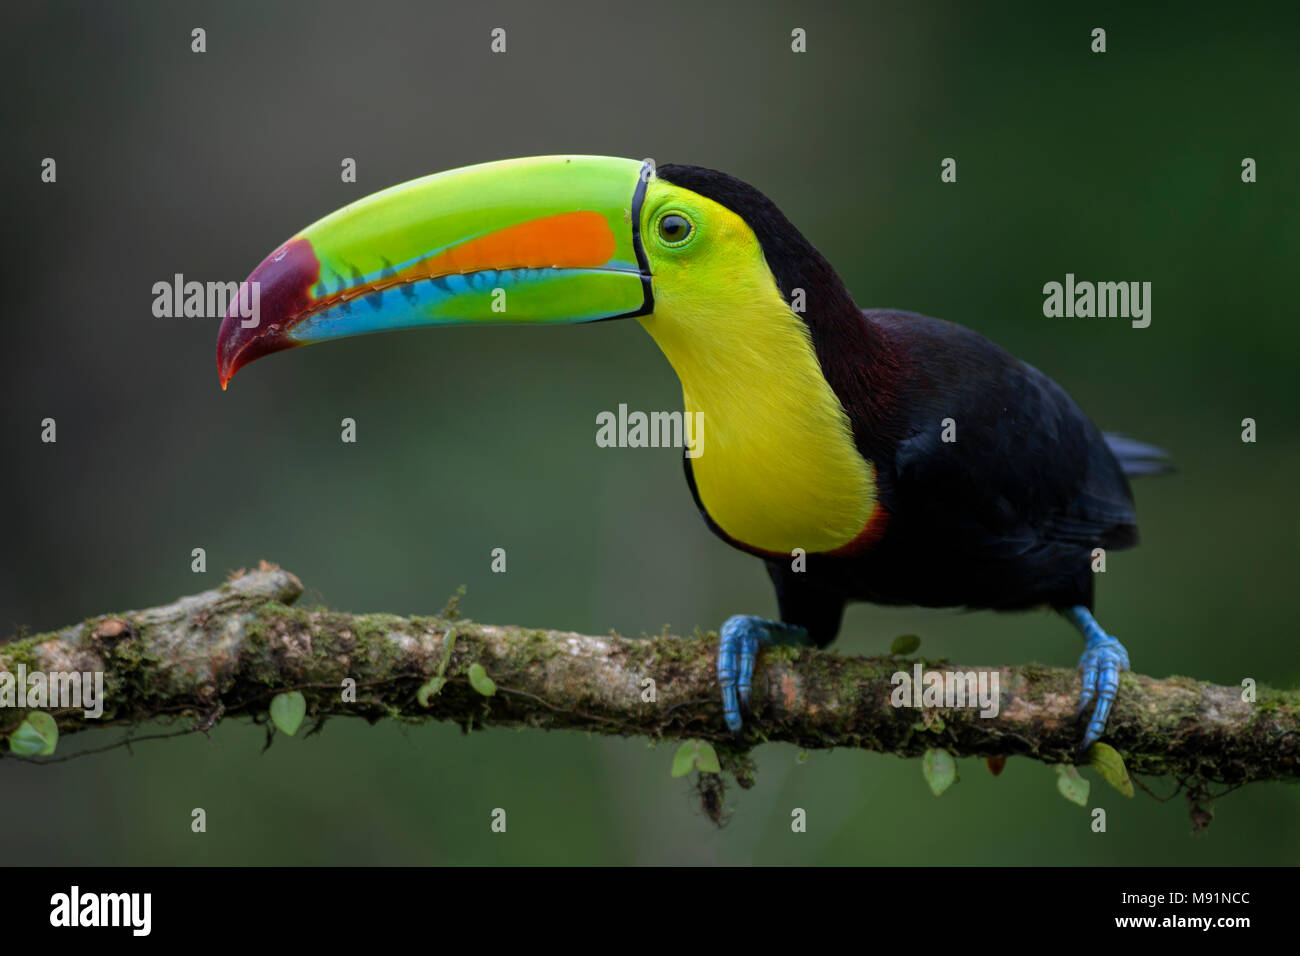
[425,210,617,275]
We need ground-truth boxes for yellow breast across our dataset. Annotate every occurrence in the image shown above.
[638,253,877,555]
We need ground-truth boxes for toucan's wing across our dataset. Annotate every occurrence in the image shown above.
[868,311,1138,557]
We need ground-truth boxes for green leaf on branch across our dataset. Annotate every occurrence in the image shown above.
[9,711,58,756]
[695,741,721,774]
[418,627,459,705]
[1055,764,1090,806]
[436,628,457,675]
[890,634,921,655]
[922,748,957,795]
[671,742,695,778]
[1086,742,1135,798]
[467,663,496,696]
[269,691,306,736]
[671,739,721,777]
[416,677,447,707]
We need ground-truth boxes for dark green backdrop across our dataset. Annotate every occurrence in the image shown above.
[3,0,1297,864]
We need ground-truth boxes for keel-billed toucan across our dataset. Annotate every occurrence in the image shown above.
[217,156,1165,750]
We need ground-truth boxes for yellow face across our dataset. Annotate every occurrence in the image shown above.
[634,177,879,555]
[637,180,781,331]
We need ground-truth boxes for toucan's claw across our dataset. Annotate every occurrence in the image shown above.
[1065,606,1129,751]
[717,615,811,733]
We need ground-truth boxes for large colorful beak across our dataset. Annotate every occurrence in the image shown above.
[216,155,653,388]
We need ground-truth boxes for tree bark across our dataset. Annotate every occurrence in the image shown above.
[1,566,1296,786]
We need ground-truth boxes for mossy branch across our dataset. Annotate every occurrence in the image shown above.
[2,567,1296,786]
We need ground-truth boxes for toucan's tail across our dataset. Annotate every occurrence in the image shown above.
[1104,433,1173,477]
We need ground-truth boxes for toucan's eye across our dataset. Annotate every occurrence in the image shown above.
[657,213,693,245]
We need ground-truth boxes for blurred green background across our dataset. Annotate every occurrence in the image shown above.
[3,0,1297,864]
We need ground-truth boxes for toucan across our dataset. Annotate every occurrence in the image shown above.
[217,156,1166,751]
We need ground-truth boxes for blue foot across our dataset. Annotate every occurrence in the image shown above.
[1064,606,1130,751]
[717,615,810,733]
